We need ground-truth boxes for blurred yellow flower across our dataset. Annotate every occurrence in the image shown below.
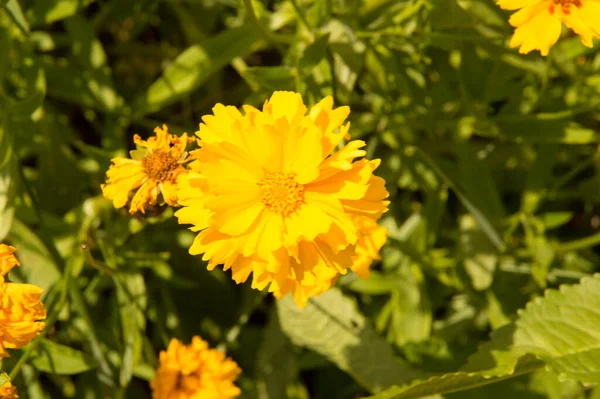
[101,125,191,214]
[0,245,19,276]
[176,91,389,307]
[151,336,241,399]
[0,381,18,398]
[498,0,600,55]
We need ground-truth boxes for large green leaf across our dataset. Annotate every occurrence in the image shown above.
[131,25,261,118]
[277,288,418,394]
[513,274,600,384]
[30,339,98,375]
[363,356,541,399]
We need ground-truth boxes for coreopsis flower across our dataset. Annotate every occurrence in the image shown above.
[150,336,241,399]
[0,381,18,398]
[176,91,389,307]
[0,245,19,276]
[498,0,600,56]
[101,125,191,214]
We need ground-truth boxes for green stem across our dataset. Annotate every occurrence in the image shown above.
[555,232,600,253]
[549,153,599,194]
[217,290,266,352]
[289,0,314,40]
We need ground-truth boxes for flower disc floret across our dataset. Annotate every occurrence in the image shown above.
[176,91,389,307]
[257,172,305,215]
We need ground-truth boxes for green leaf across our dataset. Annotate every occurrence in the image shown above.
[0,372,8,387]
[513,274,600,384]
[521,144,558,214]
[363,356,541,399]
[27,0,96,25]
[277,288,418,394]
[540,212,573,230]
[459,214,497,291]
[64,15,122,112]
[409,146,505,252]
[256,310,297,399]
[0,167,14,242]
[299,34,330,69]
[30,339,98,375]
[114,273,146,387]
[8,219,61,292]
[3,0,29,34]
[497,119,599,144]
[456,141,505,219]
[241,66,296,92]
[322,20,365,104]
[131,25,261,118]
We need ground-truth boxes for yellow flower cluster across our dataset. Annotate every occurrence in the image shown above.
[101,92,389,308]
[0,244,47,398]
[151,336,241,399]
[498,0,599,55]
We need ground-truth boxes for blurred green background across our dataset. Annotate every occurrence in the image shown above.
[1,0,600,398]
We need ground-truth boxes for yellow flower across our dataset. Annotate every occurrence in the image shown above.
[0,245,19,276]
[176,91,389,307]
[150,336,241,399]
[0,245,46,358]
[101,125,191,214]
[0,381,18,398]
[498,0,600,55]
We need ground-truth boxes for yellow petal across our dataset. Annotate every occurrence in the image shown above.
[509,5,562,55]
[565,5,600,48]
[497,0,543,10]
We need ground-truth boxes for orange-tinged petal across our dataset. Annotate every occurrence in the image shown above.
[0,245,19,276]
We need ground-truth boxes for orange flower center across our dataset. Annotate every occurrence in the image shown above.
[257,172,304,215]
[549,0,582,13]
[142,150,179,182]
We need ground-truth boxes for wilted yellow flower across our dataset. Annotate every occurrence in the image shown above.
[498,0,600,55]
[176,91,389,307]
[101,125,191,214]
[151,336,241,399]
[0,245,19,276]
[0,381,18,398]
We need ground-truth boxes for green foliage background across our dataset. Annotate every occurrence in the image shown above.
[1,0,600,398]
